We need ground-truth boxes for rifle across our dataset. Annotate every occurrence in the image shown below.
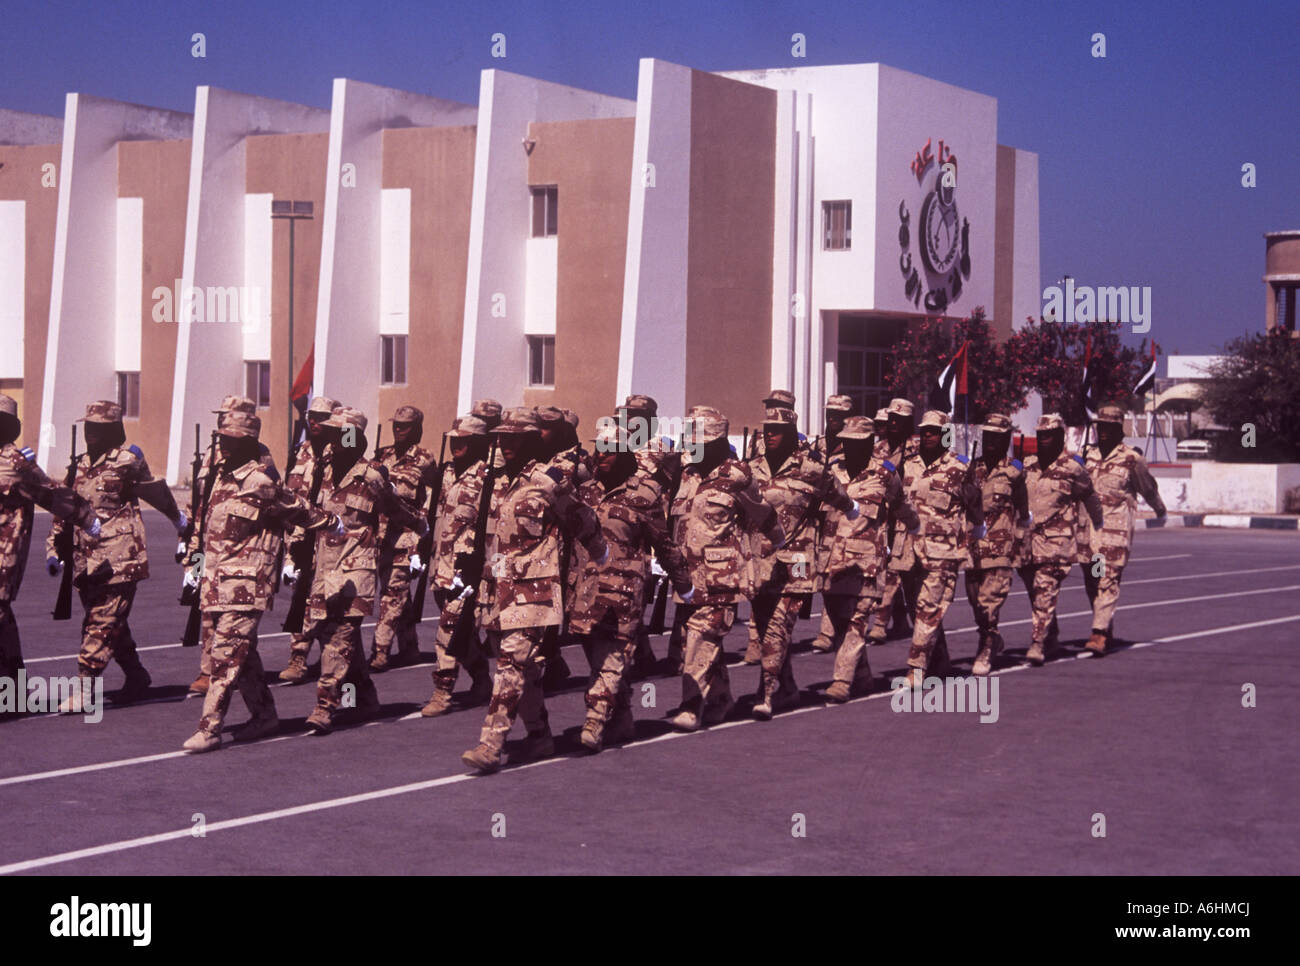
[180,431,220,646]
[372,424,384,460]
[177,423,201,563]
[281,448,328,634]
[51,425,78,620]
[648,430,689,634]
[445,434,499,662]
[742,427,750,462]
[408,432,447,622]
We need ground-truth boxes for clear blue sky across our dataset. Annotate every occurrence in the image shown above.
[5,0,1296,359]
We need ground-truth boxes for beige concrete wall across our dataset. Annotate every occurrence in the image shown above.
[381,124,477,438]
[245,131,328,468]
[0,142,61,447]
[524,116,635,435]
[686,71,775,433]
[117,138,190,468]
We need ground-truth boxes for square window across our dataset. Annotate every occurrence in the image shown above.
[116,371,140,419]
[531,185,558,238]
[244,361,271,408]
[528,335,555,387]
[823,200,851,250]
[381,335,407,385]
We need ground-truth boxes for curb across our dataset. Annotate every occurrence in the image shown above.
[1140,514,1299,531]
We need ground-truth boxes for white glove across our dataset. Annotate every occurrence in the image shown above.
[650,557,667,578]
[972,523,988,540]
[330,518,346,537]
[182,568,200,589]
[846,500,861,521]
[595,542,610,566]
[173,511,188,534]
[88,519,102,539]
[409,553,425,574]
[1026,511,1034,525]
[282,561,299,585]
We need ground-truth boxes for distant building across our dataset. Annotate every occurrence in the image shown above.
[1265,230,1300,335]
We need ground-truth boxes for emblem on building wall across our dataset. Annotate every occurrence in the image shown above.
[899,138,971,313]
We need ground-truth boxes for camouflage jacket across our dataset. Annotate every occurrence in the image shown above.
[545,444,594,488]
[749,448,854,593]
[284,440,331,550]
[1078,443,1164,569]
[969,456,1029,569]
[890,450,982,570]
[671,458,784,605]
[185,443,281,561]
[433,458,484,589]
[873,435,919,465]
[1,444,94,602]
[375,443,439,564]
[47,445,155,586]
[199,459,334,612]
[819,455,917,595]
[308,458,423,620]
[570,471,689,637]
[634,441,682,512]
[481,460,605,632]
[1021,452,1103,565]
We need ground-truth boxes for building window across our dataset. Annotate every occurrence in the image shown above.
[381,335,408,385]
[527,335,555,387]
[823,200,851,250]
[116,371,140,419]
[531,185,558,238]
[836,316,902,417]
[1278,284,1297,332]
[245,361,271,408]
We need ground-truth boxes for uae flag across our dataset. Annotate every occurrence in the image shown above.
[1080,334,1100,421]
[289,348,314,447]
[1132,341,1158,397]
[929,340,969,414]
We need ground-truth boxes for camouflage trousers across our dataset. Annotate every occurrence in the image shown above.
[198,612,216,675]
[814,598,842,651]
[315,617,377,717]
[77,582,144,677]
[680,603,736,713]
[373,559,418,658]
[197,610,274,736]
[0,602,21,681]
[826,591,880,686]
[1023,562,1072,647]
[906,562,959,672]
[287,622,320,663]
[582,617,636,724]
[432,588,487,691]
[1083,562,1125,634]
[479,626,549,753]
[751,591,802,702]
[964,567,1014,637]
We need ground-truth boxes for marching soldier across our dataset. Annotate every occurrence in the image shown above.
[1020,414,1103,666]
[870,398,920,644]
[304,407,427,734]
[471,398,503,432]
[181,413,341,752]
[185,394,280,696]
[369,405,439,671]
[745,389,809,459]
[47,401,187,711]
[571,421,692,752]
[668,412,783,731]
[818,416,918,700]
[747,407,855,718]
[897,410,984,687]
[461,408,606,773]
[871,407,890,448]
[1079,404,1166,654]
[0,395,98,688]
[421,414,493,716]
[278,395,338,683]
[811,393,854,652]
[965,413,1029,676]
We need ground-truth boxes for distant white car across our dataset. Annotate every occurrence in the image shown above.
[1176,426,1232,460]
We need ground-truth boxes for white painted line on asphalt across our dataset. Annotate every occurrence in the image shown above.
[4,608,1298,874]
[1127,554,1193,563]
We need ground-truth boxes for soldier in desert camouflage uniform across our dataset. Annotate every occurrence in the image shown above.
[748,407,856,716]
[1020,413,1104,666]
[571,422,692,752]
[897,410,984,687]
[303,407,427,734]
[964,413,1029,676]
[1078,404,1166,655]
[461,409,606,773]
[185,394,281,696]
[812,394,855,652]
[181,413,340,752]
[871,398,921,643]
[818,416,918,700]
[0,394,98,687]
[278,395,339,683]
[47,401,187,711]
[421,414,493,717]
[667,412,784,732]
[369,405,439,671]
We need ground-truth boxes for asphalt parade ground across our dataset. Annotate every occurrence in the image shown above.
[1,513,1297,875]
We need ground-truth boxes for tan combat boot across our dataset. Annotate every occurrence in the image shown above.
[188,673,210,695]
[669,705,701,732]
[421,680,455,717]
[462,743,501,773]
[182,730,221,753]
[826,680,851,703]
[57,676,93,714]
[1025,641,1045,666]
[579,715,605,753]
[279,654,309,683]
[368,649,390,672]
[305,708,333,735]
[1085,631,1108,655]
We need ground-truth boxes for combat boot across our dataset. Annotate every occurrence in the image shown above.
[579,715,605,753]
[114,667,152,705]
[669,705,701,732]
[368,649,390,672]
[511,729,555,765]
[421,680,455,717]
[231,711,279,743]
[826,680,851,703]
[305,708,333,735]
[279,654,309,683]
[188,672,210,695]
[182,730,221,753]
[57,676,92,714]
[462,743,501,773]
[1025,640,1045,667]
[1085,630,1108,655]
[900,666,924,689]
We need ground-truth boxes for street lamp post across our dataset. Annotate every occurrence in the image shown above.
[271,199,314,462]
